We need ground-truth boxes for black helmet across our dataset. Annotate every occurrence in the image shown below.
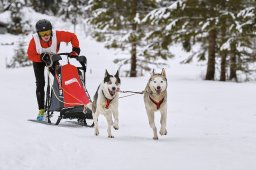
[35,19,52,32]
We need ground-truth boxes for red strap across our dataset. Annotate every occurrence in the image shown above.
[102,90,112,109]
[149,96,164,110]
[105,99,112,109]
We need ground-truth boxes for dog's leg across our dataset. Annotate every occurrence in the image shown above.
[112,109,119,130]
[159,106,167,136]
[93,111,100,136]
[105,113,114,138]
[146,108,158,140]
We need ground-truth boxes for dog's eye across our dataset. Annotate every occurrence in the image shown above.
[107,81,112,85]
[161,81,163,83]
[154,81,156,83]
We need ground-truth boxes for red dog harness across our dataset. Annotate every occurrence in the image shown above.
[149,96,164,110]
[102,91,112,109]
[105,98,112,109]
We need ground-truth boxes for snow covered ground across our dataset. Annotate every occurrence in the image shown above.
[1,14,256,170]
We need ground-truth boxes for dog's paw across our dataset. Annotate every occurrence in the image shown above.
[108,135,114,138]
[95,129,99,136]
[159,129,167,136]
[113,124,119,130]
[153,136,158,140]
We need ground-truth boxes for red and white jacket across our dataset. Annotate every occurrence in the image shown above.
[27,30,80,62]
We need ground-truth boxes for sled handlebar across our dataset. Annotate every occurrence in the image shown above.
[57,53,87,71]
[58,53,81,59]
[57,53,87,64]
[58,53,71,56]
[42,53,87,70]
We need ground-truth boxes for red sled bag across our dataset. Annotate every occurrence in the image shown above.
[61,64,90,108]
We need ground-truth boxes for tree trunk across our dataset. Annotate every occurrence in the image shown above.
[220,16,227,81]
[229,41,237,81]
[130,41,137,77]
[205,28,216,80]
[220,51,227,81]
[130,0,137,77]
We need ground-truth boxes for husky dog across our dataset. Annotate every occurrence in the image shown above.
[92,70,121,138]
[144,68,168,140]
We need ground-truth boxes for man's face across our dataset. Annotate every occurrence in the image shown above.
[38,30,51,42]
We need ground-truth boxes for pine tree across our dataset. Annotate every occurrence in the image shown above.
[8,1,24,34]
[6,36,32,68]
[219,0,256,81]
[144,0,256,81]
[60,0,86,33]
[2,0,33,35]
[0,0,12,12]
[29,0,62,15]
[86,0,158,77]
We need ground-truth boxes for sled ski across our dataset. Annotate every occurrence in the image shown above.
[28,119,53,125]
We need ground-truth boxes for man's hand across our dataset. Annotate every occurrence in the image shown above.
[41,53,50,62]
[70,47,80,58]
[40,53,53,67]
[69,51,78,58]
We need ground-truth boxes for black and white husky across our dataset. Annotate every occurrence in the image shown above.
[92,70,121,138]
[144,68,168,140]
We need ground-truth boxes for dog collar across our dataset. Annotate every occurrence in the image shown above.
[102,91,113,109]
[149,96,164,110]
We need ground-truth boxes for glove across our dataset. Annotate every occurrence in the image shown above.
[41,53,50,62]
[41,53,52,67]
[69,51,78,58]
[70,47,80,58]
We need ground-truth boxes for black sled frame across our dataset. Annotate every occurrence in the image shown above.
[44,53,94,127]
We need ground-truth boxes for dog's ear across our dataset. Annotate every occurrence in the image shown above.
[115,70,119,78]
[161,68,166,77]
[151,69,155,76]
[105,69,110,77]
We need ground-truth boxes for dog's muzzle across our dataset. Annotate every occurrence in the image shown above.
[109,87,117,96]
[156,86,161,95]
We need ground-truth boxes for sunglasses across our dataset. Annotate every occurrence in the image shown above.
[38,30,51,37]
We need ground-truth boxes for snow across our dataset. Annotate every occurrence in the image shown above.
[1,11,256,170]
[237,7,255,18]
[166,19,178,31]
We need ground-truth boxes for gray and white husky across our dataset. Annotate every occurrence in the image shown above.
[92,70,121,138]
[144,68,168,140]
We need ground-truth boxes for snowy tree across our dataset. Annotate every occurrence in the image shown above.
[29,0,62,15]
[144,0,220,80]
[0,0,12,12]
[5,0,32,34]
[217,1,256,81]
[6,35,32,68]
[143,1,184,54]
[8,1,24,34]
[86,0,158,77]
[58,0,87,33]
[143,0,256,82]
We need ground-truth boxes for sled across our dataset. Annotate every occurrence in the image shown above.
[44,53,94,127]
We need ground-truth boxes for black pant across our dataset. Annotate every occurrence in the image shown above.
[33,62,55,110]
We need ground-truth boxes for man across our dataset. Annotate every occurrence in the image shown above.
[27,19,80,121]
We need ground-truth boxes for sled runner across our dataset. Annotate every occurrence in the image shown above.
[28,119,56,126]
[43,53,94,127]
